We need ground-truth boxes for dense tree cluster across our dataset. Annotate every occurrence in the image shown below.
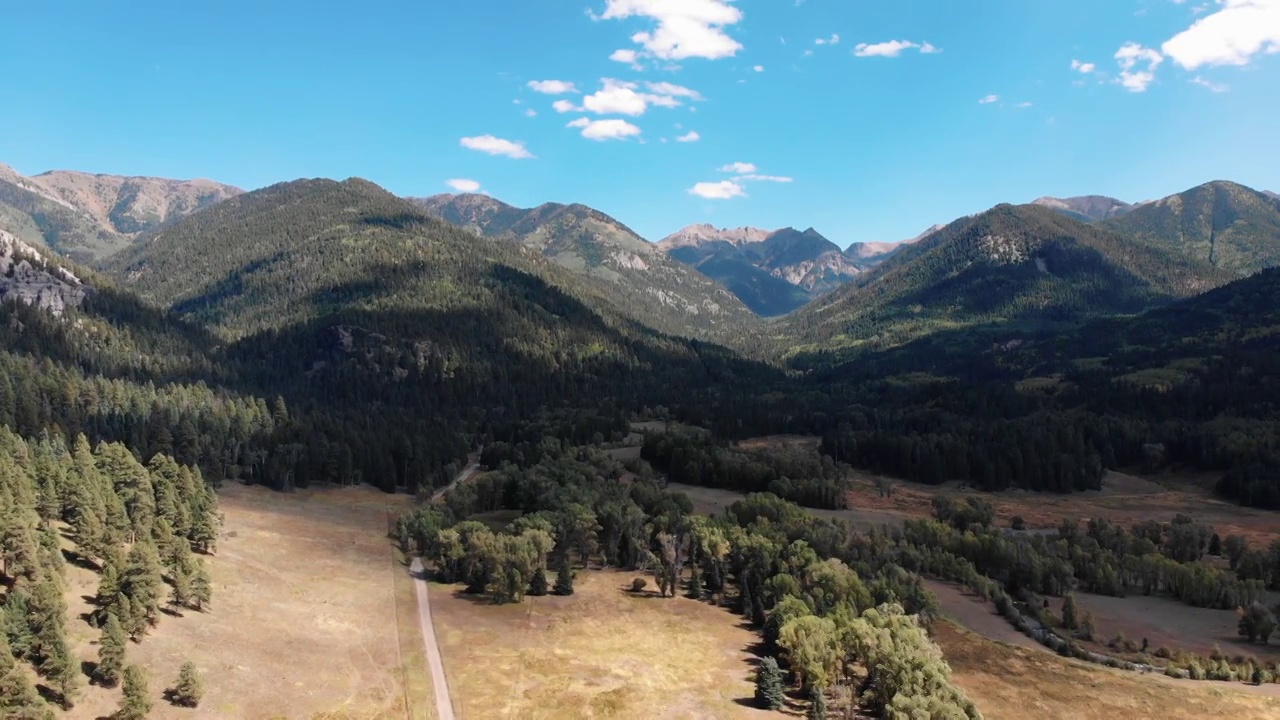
[0,424,216,715]
[403,436,983,716]
[642,431,849,509]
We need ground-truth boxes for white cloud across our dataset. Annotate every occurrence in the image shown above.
[978,94,1000,104]
[446,179,482,193]
[527,80,579,94]
[718,161,757,173]
[854,39,940,57]
[1016,101,1034,108]
[571,78,703,116]
[594,0,744,60]
[567,117,643,141]
[1191,75,1230,91]
[753,64,765,72]
[644,81,703,99]
[610,48,639,63]
[1115,42,1164,92]
[1071,59,1097,73]
[524,108,538,117]
[582,78,650,115]
[689,180,746,199]
[675,130,701,142]
[1162,0,1280,69]
[815,33,840,45]
[738,174,793,182]
[460,135,534,159]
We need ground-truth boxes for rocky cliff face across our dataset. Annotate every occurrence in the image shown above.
[0,230,89,315]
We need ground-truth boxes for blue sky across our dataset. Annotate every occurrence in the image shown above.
[3,1,1279,246]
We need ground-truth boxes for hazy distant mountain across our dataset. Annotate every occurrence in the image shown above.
[411,193,757,336]
[844,224,946,268]
[657,224,859,316]
[1032,195,1134,223]
[0,162,240,263]
[1105,181,1280,277]
[1264,190,1279,201]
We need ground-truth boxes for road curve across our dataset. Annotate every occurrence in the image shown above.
[411,557,455,720]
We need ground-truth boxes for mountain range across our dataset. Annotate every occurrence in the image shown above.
[2,159,1278,361]
[0,162,241,263]
[409,193,756,338]
[655,224,858,315]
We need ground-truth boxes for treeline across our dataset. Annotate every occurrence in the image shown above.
[400,443,979,717]
[821,407,1109,492]
[0,426,218,715]
[641,431,849,509]
[893,504,1278,611]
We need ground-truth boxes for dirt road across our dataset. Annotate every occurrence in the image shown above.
[432,463,480,502]
[407,463,477,720]
[411,558,455,720]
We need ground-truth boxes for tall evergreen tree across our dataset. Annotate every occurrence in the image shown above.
[96,613,127,687]
[754,656,786,710]
[1061,593,1079,630]
[554,559,575,597]
[117,665,152,720]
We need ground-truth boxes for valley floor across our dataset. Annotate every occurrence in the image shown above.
[429,569,775,720]
[62,483,426,720]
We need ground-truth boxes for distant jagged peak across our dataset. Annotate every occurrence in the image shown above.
[657,224,772,249]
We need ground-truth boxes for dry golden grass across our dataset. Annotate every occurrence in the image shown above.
[430,569,776,720]
[61,483,429,720]
[843,469,1280,547]
[936,621,1280,720]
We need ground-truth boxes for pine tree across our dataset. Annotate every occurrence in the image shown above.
[528,568,548,597]
[43,640,78,709]
[4,589,35,660]
[190,558,212,611]
[554,559,574,596]
[96,613,127,687]
[121,540,164,635]
[117,665,152,720]
[170,661,203,707]
[753,656,786,710]
[170,561,192,609]
[806,685,827,720]
[1062,593,1079,630]
[1,638,53,720]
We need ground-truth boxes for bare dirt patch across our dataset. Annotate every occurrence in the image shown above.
[923,580,1040,652]
[62,483,426,720]
[936,620,1280,720]
[1057,592,1280,662]
[430,569,775,719]
[670,482,911,534]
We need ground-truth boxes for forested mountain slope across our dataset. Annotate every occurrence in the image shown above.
[0,162,239,262]
[411,193,756,338]
[1105,181,1280,276]
[778,203,1228,363]
[99,178,782,491]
